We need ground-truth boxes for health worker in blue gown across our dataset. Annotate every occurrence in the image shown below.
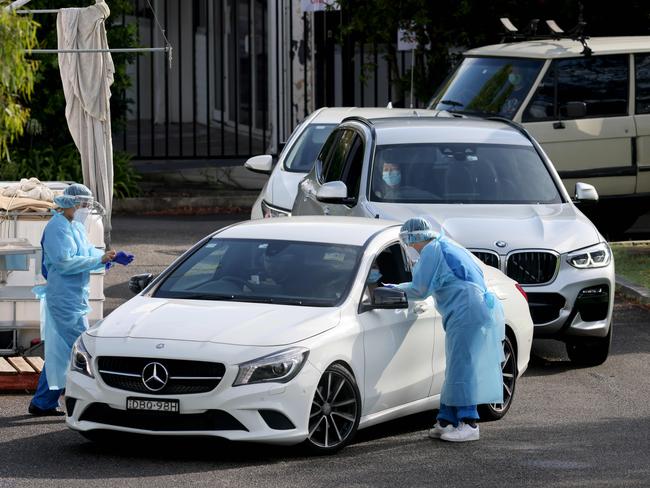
[28,184,133,416]
[395,217,505,443]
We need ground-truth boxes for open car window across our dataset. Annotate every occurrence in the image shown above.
[361,243,412,305]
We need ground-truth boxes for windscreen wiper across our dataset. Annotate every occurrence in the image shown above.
[440,99,465,108]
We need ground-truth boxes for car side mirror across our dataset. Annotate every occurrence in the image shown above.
[316,181,356,205]
[373,287,408,308]
[575,182,599,203]
[244,155,273,175]
[564,101,587,119]
[129,273,154,294]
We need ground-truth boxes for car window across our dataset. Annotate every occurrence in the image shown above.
[322,129,356,183]
[369,143,563,204]
[361,243,412,305]
[283,124,336,172]
[155,238,363,307]
[524,55,629,121]
[340,133,365,200]
[315,129,340,181]
[429,57,543,119]
[635,54,650,114]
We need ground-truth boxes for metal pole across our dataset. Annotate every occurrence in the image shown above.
[205,0,211,157]
[178,0,183,156]
[26,47,170,54]
[410,48,414,108]
[164,0,169,157]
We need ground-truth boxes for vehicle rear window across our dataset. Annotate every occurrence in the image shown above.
[524,55,629,121]
[370,143,563,204]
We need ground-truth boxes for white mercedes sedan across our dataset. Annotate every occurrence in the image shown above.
[65,217,533,454]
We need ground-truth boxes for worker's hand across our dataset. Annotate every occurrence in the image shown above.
[113,251,135,266]
[101,250,116,264]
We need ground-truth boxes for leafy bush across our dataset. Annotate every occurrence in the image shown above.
[0,145,141,199]
[0,7,39,160]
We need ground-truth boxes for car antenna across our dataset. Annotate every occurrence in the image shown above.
[375,214,380,219]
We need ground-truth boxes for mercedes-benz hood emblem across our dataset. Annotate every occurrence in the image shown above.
[142,362,169,392]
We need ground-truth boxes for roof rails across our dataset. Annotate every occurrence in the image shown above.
[499,17,592,56]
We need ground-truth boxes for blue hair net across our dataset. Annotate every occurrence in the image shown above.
[54,183,93,208]
[399,217,437,245]
[65,183,93,197]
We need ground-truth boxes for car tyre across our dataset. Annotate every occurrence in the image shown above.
[566,324,612,367]
[304,363,361,455]
[479,336,517,421]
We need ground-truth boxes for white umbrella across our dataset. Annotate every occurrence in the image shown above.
[57,0,114,245]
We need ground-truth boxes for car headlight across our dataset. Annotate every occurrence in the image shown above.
[567,243,612,269]
[233,347,309,386]
[261,200,291,218]
[70,336,94,378]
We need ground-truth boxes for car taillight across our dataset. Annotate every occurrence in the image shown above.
[515,283,528,301]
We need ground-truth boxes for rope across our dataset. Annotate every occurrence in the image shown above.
[145,0,173,69]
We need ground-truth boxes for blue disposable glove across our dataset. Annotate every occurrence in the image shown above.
[105,261,114,271]
[113,251,134,266]
[382,283,397,288]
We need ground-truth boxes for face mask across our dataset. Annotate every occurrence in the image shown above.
[382,170,401,187]
[73,208,91,225]
[508,73,522,86]
[367,268,382,283]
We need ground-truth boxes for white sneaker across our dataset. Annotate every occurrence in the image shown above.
[440,422,480,442]
[428,422,455,439]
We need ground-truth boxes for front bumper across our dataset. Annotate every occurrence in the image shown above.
[65,351,321,445]
[524,259,614,339]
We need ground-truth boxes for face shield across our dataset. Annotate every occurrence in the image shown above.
[72,195,95,225]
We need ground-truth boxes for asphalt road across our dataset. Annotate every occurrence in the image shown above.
[1,215,649,487]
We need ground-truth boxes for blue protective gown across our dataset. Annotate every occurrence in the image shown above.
[397,236,505,406]
[33,212,104,390]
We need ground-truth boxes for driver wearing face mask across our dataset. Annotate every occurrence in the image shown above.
[377,161,405,200]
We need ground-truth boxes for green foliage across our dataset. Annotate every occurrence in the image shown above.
[112,151,142,199]
[0,145,141,198]
[0,6,39,160]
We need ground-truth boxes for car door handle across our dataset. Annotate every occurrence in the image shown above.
[323,206,331,215]
[414,304,429,314]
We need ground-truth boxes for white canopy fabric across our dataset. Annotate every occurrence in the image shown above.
[57,0,114,245]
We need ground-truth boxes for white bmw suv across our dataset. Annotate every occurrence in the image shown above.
[291,114,615,366]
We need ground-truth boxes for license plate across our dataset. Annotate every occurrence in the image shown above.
[126,397,179,413]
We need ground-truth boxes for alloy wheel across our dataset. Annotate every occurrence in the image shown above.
[489,338,517,414]
[307,368,359,450]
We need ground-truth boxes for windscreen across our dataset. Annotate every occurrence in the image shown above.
[370,143,562,204]
[154,238,362,307]
[430,57,543,119]
[284,124,336,172]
